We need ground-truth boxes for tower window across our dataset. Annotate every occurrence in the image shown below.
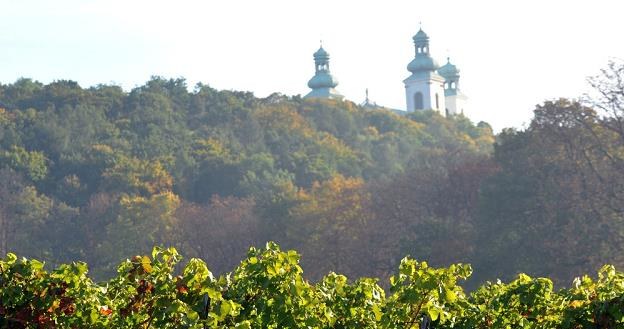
[451,82,456,89]
[414,92,424,110]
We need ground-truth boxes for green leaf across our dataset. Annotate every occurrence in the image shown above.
[428,308,440,321]
[141,255,152,273]
[235,320,251,329]
[372,304,382,321]
[444,287,457,302]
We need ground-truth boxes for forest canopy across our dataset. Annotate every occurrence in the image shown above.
[1,60,624,289]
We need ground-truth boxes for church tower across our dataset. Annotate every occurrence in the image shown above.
[438,57,468,115]
[404,28,446,115]
[304,45,344,100]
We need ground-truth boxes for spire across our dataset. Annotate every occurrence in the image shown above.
[362,88,371,106]
[361,88,379,109]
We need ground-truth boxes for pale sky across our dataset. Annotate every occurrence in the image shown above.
[1,0,623,130]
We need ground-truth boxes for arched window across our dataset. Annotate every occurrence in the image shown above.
[414,92,424,110]
[435,93,439,109]
[451,82,456,89]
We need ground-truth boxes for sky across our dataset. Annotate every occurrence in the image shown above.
[1,0,623,131]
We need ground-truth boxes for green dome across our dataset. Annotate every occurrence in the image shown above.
[308,72,338,89]
[407,55,439,73]
[305,44,342,100]
[438,58,459,78]
[313,47,329,60]
[413,29,429,42]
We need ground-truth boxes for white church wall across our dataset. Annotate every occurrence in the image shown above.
[445,94,468,116]
[404,74,446,116]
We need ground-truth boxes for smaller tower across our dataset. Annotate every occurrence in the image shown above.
[304,45,344,100]
[403,28,446,115]
[438,57,468,115]
[361,88,380,109]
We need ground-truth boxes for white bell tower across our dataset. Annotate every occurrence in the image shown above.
[438,57,468,116]
[404,28,446,115]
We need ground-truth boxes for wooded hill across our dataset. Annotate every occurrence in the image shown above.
[1,60,623,289]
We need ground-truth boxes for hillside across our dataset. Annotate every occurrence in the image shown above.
[1,64,624,288]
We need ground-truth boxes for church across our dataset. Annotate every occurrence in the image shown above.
[303,27,467,117]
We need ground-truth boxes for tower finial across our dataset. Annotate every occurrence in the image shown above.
[419,21,422,29]
[320,39,323,48]
[365,88,369,104]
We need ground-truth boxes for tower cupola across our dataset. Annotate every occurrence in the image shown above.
[413,29,430,51]
[304,45,343,100]
[437,57,467,115]
[313,47,330,65]
[407,28,439,74]
[438,57,461,96]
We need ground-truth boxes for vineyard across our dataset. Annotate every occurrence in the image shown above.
[1,243,623,328]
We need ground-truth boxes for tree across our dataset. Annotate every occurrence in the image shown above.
[288,174,373,280]
[0,169,51,257]
[176,196,262,275]
[475,99,624,285]
[368,156,497,286]
[0,145,48,181]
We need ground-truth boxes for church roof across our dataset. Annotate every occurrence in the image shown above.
[438,58,460,78]
[305,87,343,100]
[313,46,329,60]
[305,45,343,100]
[407,55,439,73]
[308,71,338,89]
[413,28,429,41]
